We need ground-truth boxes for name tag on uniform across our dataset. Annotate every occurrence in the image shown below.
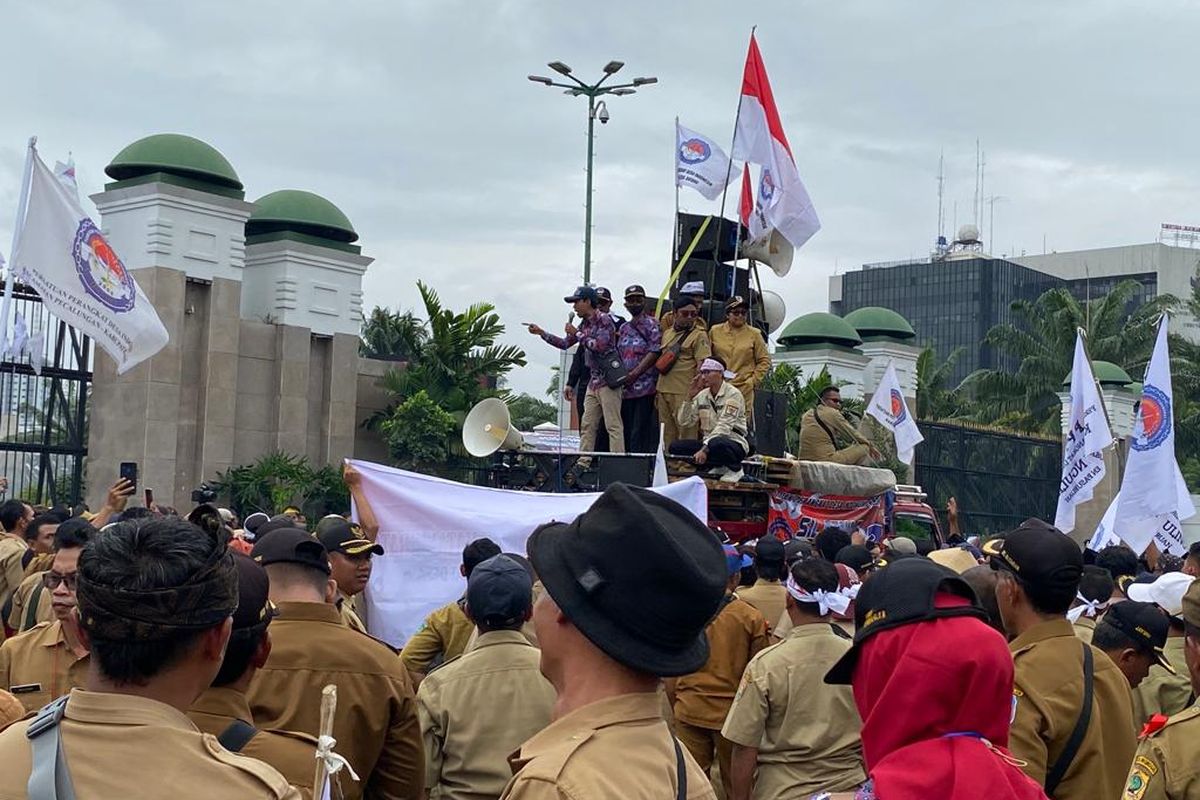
[9,683,42,694]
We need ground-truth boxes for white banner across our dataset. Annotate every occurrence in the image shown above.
[675,122,736,201]
[349,460,709,648]
[1091,491,1187,556]
[1056,333,1113,533]
[865,362,923,463]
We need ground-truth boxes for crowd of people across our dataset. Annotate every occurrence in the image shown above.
[0,460,1195,798]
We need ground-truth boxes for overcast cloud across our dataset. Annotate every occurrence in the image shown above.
[3,1,1198,397]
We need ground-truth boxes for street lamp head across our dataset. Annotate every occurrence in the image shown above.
[610,88,636,96]
[632,76,658,86]
[563,89,583,95]
[548,61,573,75]
[527,75,553,85]
[603,60,625,75]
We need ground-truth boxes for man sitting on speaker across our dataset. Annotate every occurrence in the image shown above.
[669,357,749,483]
[527,286,625,466]
[798,386,880,466]
[659,280,708,333]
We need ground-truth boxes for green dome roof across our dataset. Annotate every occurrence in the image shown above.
[1060,360,1134,388]
[777,312,862,348]
[246,190,358,244]
[105,133,242,190]
[843,306,916,340]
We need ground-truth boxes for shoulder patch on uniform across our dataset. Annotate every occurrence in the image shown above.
[1134,755,1159,777]
[201,732,299,798]
[1126,757,1156,800]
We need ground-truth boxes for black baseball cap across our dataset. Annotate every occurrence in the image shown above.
[231,553,277,630]
[784,538,813,564]
[825,557,985,684]
[251,528,330,575]
[1103,600,1175,673]
[624,284,646,298]
[466,554,533,626]
[725,295,747,311]
[595,287,613,303]
[317,520,384,557]
[989,520,1082,594]
[257,514,303,540]
[564,286,600,304]
[755,537,785,564]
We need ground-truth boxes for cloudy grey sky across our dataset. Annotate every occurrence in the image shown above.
[3,0,1198,397]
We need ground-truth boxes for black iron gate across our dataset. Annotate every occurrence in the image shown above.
[0,283,91,507]
[915,421,1061,537]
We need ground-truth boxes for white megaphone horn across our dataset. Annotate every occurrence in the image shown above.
[463,398,525,457]
[743,227,794,278]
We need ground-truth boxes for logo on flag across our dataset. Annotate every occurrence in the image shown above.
[72,220,135,313]
[759,168,775,203]
[889,389,907,424]
[679,138,711,164]
[1132,385,1170,451]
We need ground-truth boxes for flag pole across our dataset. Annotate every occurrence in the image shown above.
[709,26,756,316]
[0,138,37,360]
[672,117,680,278]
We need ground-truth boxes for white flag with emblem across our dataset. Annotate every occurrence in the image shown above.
[675,122,736,201]
[1055,332,1113,533]
[865,362,923,463]
[1092,491,1187,556]
[1114,315,1195,553]
[8,141,167,374]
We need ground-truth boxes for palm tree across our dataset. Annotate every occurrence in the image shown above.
[360,307,427,362]
[915,347,966,421]
[961,280,1176,434]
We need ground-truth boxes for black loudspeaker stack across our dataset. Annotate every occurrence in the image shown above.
[753,390,788,457]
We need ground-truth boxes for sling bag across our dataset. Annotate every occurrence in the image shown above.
[1044,643,1094,796]
[669,726,687,800]
[26,696,77,800]
[217,719,259,753]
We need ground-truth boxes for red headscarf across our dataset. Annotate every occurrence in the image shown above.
[852,593,1048,800]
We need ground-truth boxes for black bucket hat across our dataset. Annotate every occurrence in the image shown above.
[527,482,727,676]
[825,556,985,684]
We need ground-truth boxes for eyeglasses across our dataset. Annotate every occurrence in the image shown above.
[42,572,78,591]
[728,309,747,316]
[676,309,698,318]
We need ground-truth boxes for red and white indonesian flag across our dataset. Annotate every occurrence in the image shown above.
[866,362,923,463]
[1115,315,1195,553]
[9,143,167,373]
[675,122,736,201]
[732,34,820,253]
[1055,332,1113,534]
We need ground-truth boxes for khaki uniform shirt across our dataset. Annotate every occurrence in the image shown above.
[401,598,476,675]
[722,624,865,799]
[0,536,28,612]
[709,323,770,395]
[6,571,52,634]
[0,619,88,713]
[0,688,21,730]
[798,406,870,462]
[673,597,770,730]
[1072,616,1097,644]
[1132,636,1193,728]
[189,686,318,799]
[1009,618,1136,800]
[248,601,424,800]
[737,580,787,636]
[1124,704,1200,800]
[338,593,368,634]
[417,630,556,800]
[677,381,750,452]
[502,692,715,800]
[658,327,712,396]
[0,689,300,798]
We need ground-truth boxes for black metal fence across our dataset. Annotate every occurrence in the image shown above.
[0,284,91,506]
[915,421,1061,537]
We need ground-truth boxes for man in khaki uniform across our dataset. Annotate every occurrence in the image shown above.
[723,558,864,800]
[0,500,32,639]
[0,516,300,799]
[657,296,712,448]
[659,281,709,333]
[501,483,727,799]
[709,296,771,415]
[248,528,424,800]
[992,520,1135,800]
[0,518,95,712]
[1092,601,1176,692]
[1128,572,1196,724]
[418,555,555,799]
[6,565,53,634]
[1069,565,1113,644]
[670,545,771,797]
[318,518,383,635]
[798,387,877,465]
[189,553,319,798]
[1123,578,1200,800]
[402,538,501,680]
[736,538,788,636]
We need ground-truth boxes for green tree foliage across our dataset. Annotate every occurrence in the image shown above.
[760,363,834,453]
[214,452,348,520]
[380,390,457,471]
[915,347,967,421]
[508,393,557,431]
[360,307,427,362]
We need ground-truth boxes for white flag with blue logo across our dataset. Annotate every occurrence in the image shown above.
[8,141,167,374]
[1055,332,1113,534]
[865,362,923,463]
[1092,491,1187,556]
[675,122,736,201]
[1114,315,1195,553]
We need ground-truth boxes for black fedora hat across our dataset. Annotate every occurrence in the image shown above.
[528,482,727,676]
